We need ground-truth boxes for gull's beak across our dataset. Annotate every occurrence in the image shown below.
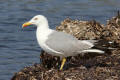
[22,22,32,28]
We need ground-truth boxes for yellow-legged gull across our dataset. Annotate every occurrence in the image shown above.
[22,15,104,70]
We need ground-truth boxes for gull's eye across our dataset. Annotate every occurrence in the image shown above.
[34,18,38,20]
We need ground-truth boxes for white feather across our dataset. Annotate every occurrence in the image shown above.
[82,49,104,53]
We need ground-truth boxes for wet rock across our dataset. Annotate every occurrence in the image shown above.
[11,13,120,80]
[56,18,104,40]
[102,11,120,47]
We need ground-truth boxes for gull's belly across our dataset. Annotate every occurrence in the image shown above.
[40,43,63,56]
[37,37,63,57]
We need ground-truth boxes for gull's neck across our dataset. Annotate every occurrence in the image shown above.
[36,22,54,49]
[37,20,49,30]
[37,24,53,34]
[36,22,54,43]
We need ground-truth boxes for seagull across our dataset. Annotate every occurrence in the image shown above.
[22,15,104,70]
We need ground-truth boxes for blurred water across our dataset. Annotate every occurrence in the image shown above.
[0,0,120,79]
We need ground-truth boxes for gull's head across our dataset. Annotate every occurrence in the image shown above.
[22,15,48,28]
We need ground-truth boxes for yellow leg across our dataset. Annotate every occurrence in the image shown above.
[60,58,66,70]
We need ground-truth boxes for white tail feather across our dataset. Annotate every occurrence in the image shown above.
[82,49,104,54]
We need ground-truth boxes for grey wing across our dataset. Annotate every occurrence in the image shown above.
[45,31,94,56]
[77,40,94,50]
[82,40,98,44]
[45,31,79,54]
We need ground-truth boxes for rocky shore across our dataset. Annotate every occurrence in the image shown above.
[11,12,120,80]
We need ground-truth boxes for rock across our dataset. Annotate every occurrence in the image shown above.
[11,12,120,80]
[56,18,104,40]
[102,11,120,47]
